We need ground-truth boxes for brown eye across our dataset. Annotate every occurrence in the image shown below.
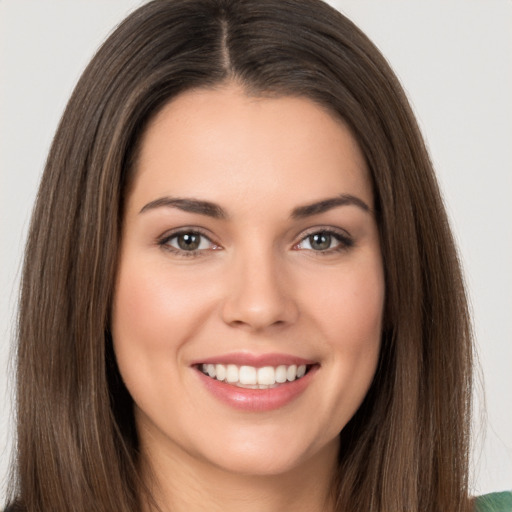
[308,232,332,251]
[161,231,216,253]
[176,233,201,251]
[295,229,353,253]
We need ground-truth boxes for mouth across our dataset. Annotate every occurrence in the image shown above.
[192,355,319,411]
[196,363,315,389]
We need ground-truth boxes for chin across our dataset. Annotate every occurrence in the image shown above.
[190,425,339,478]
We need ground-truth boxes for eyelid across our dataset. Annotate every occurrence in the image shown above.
[293,226,354,252]
[156,225,353,256]
[297,225,352,239]
[157,227,221,256]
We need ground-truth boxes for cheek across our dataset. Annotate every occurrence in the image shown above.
[311,258,385,352]
[110,256,211,392]
[112,257,209,347]
[303,256,384,425]
[112,268,173,355]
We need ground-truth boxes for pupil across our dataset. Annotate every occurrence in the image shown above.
[310,233,331,250]
[178,233,200,250]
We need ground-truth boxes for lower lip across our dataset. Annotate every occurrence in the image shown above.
[194,365,318,412]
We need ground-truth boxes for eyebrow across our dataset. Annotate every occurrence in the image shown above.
[291,194,371,219]
[139,193,371,219]
[139,197,227,218]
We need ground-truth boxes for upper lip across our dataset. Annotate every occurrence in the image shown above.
[191,352,318,368]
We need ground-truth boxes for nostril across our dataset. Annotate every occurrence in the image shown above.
[220,269,300,330]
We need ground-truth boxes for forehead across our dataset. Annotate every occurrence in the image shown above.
[129,84,372,213]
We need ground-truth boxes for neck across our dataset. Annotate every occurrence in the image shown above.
[140,436,339,512]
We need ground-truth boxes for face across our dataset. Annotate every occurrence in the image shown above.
[111,85,384,478]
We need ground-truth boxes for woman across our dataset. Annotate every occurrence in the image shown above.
[4,0,510,511]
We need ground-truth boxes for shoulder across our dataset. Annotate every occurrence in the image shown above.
[474,492,512,512]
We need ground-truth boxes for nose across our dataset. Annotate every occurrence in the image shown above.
[221,249,299,331]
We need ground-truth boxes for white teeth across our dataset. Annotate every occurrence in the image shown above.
[275,365,287,383]
[200,363,310,386]
[215,364,226,381]
[226,364,238,383]
[239,366,257,385]
[286,364,297,381]
[207,364,216,378]
[257,366,275,386]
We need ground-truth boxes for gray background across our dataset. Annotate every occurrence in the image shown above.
[1,0,511,499]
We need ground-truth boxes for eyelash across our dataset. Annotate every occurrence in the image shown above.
[293,228,354,255]
[157,227,354,257]
[157,228,218,257]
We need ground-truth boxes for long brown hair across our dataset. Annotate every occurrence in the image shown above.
[7,1,473,510]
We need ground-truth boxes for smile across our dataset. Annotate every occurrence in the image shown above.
[199,363,309,389]
[193,356,319,412]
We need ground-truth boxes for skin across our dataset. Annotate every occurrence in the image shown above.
[111,84,385,512]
